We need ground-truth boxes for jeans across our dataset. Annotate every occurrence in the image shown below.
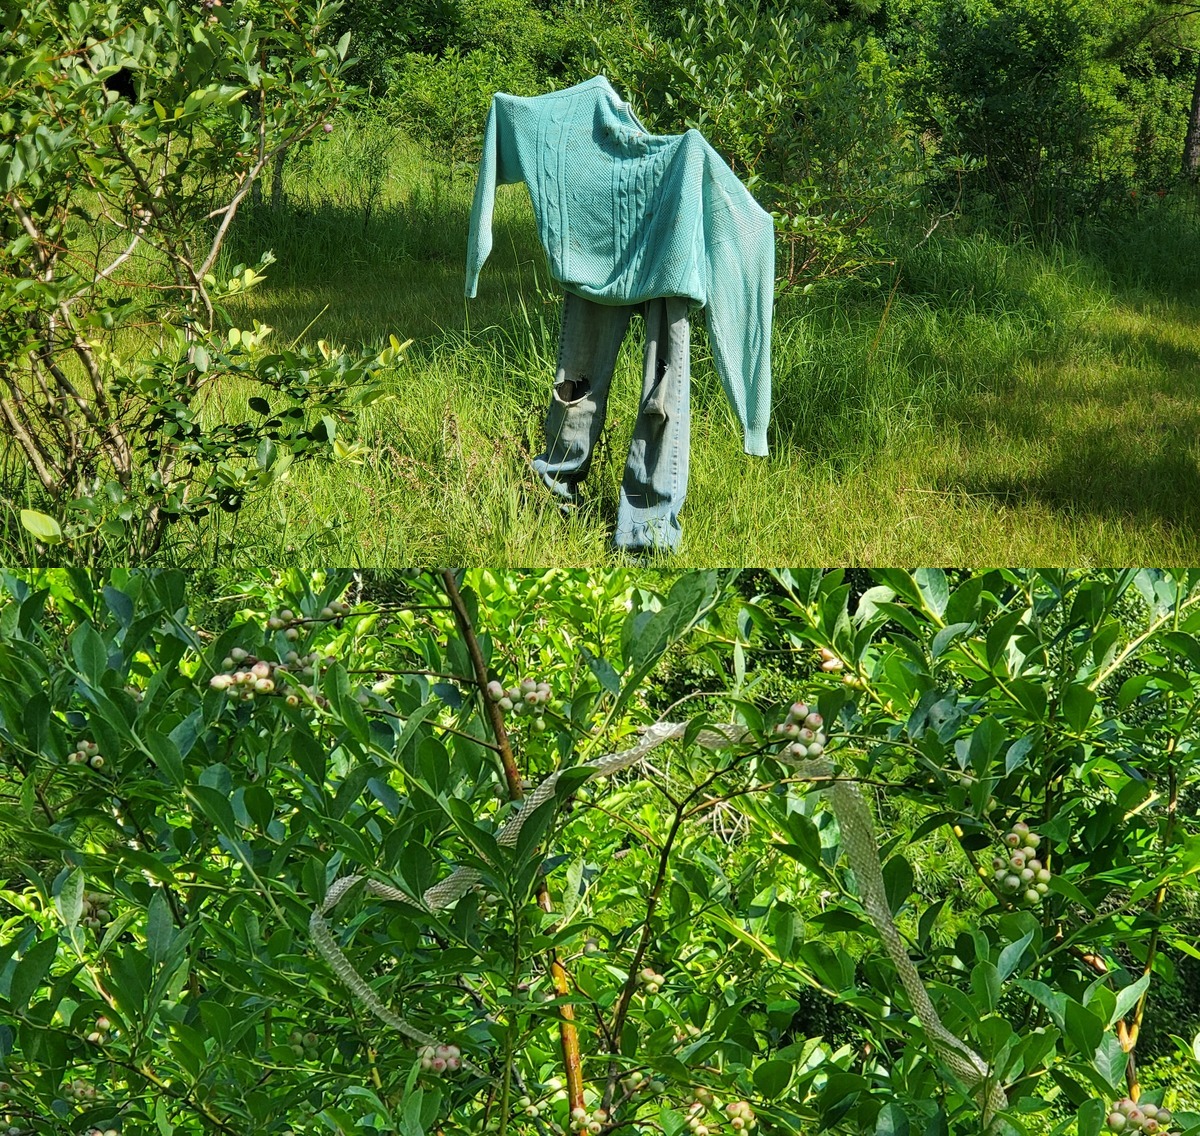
[532,290,690,553]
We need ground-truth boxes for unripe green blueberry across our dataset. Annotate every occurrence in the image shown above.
[788,742,809,758]
[807,741,824,756]
[210,673,233,690]
[583,938,600,955]
[1036,868,1051,883]
[89,755,104,769]
[1026,832,1041,848]
[1035,882,1048,894]
[87,1030,103,1043]
[96,1016,111,1031]
[303,1031,318,1047]
[1144,1121,1159,1134]
[1028,859,1042,871]
[285,627,299,641]
[571,1108,588,1123]
[532,717,547,733]
[252,661,270,678]
[291,1043,306,1056]
[992,856,1006,870]
[1141,1104,1159,1120]
[222,656,235,669]
[486,680,504,700]
[1157,1110,1172,1125]
[1004,832,1021,847]
[280,609,295,622]
[267,617,283,630]
[1020,868,1035,882]
[499,697,513,711]
[231,648,247,661]
[994,868,1008,883]
[1005,874,1021,891]
[1024,888,1040,904]
[1010,853,1026,869]
[320,606,335,620]
[1022,845,1038,860]
[255,678,274,693]
[1108,1113,1128,1132]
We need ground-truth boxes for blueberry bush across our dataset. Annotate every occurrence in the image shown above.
[0,0,405,561]
[0,568,1198,1135]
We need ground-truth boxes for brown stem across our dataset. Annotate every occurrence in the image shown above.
[439,570,585,1114]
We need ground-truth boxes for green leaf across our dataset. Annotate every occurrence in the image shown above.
[971,960,1001,1013]
[1111,973,1150,1025]
[19,509,62,544]
[881,855,913,915]
[1061,683,1097,734]
[1091,1034,1128,1090]
[146,889,175,966]
[1076,1099,1105,1136]
[70,621,108,686]
[9,937,58,1013]
[1064,999,1105,1056]
[997,928,1035,981]
[752,1058,792,1098]
[913,568,949,617]
[931,622,973,658]
[1005,735,1034,774]
[876,1103,911,1136]
[54,869,84,932]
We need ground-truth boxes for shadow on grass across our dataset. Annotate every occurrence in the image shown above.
[934,318,1200,535]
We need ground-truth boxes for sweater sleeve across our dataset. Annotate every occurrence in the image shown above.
[466,96,525,298]
[703,175,775,457]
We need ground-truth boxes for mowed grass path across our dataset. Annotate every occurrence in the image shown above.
[212,132,1200,565]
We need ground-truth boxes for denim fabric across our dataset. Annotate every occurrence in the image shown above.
[532,290,690,553]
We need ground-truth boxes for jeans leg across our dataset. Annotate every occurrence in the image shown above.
[615,296,690,553]
[532,291,634,504]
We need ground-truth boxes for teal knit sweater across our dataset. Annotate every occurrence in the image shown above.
[465,76,774,457]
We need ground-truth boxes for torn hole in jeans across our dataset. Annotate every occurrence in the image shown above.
[555,374,590,404]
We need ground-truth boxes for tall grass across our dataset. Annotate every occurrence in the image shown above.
[170,117,1200,563]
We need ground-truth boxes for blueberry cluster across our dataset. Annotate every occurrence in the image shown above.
[571,1106,609,1135]
[485,678,552,732]
[773,702,827,759]
[621,1069,664,1096]
[725,1100,758,1131]
[85,1016,112,1045]
[266,601,350,637]
[62,1078,96,1102]
[638,966,666,995]
[81,891,112,931]
[1107,1099,1175,1133]
[287,1028,319,1059]
[992,822,1050,905]
[209,648,328,708]
[417,1043,461,1074]
[66,740,104,770]
[686,1087,718,1135]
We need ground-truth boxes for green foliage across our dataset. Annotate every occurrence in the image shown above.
[1,569,1199,1135]
[388,0,615,169]
[885,0,1199,222]
[0,0,401,561]
[592,0,924,286]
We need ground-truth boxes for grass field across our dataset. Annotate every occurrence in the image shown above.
[195,123,1200,565]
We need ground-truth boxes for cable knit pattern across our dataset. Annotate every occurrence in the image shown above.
[465,76,774,457]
